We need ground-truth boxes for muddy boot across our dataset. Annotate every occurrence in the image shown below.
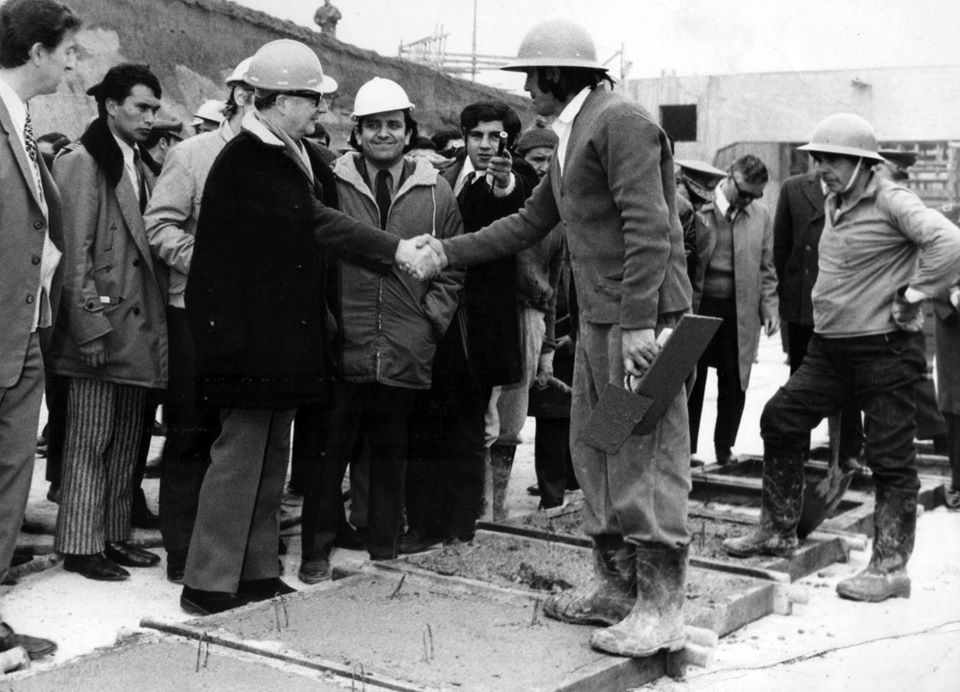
[723,451,804,557]
[544,535,635,626]
[590,542,687,658]
[836,486,916,602]
[490,443,516,522]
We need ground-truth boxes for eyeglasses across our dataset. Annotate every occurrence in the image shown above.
[283,91,325,108]
[731,175,762,202]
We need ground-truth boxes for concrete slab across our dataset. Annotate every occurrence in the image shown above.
[482,501,851,582]
[1,633,359,691]
[143,570,732,691]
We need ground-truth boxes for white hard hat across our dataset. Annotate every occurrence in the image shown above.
[797,113,884,162]
[191,99,226,127]
[351,77,415,119]
[245,39,338,94]
[225,56,255,87]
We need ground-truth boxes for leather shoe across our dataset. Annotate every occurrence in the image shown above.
[238,578,296,601]
[0,622,57,660]
[62,553,129,581]
[398,529,441,555]
[105,541,160,568]
[298,558,331,584]
[180,587,250,616]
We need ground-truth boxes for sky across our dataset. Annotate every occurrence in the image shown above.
[233,0,960,91]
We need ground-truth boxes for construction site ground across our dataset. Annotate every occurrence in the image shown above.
[2,334,959,690]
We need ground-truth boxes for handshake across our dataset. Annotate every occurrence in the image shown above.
[395,234,449,280]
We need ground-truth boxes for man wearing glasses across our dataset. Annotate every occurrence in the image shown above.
[181,40,416,615]
[688,154,779,466]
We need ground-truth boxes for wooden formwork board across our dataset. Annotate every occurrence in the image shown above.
[2,634,355,691]
[144,570,696,692]
[379,529,778,638]
[482,501,851,582]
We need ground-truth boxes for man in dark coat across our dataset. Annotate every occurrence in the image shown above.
[402,101,536,562]
[181,39,421,615]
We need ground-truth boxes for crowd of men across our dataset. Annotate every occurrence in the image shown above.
[2,0,960,666]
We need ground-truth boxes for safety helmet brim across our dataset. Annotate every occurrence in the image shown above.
[797,142,885,162]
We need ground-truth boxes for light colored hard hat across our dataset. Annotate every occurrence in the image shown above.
[502,18,606,72]
[191,99,226,127]
[797,113,884,162]
[225,56,255,86]
[351,77,415,119]
[244,39,338,94]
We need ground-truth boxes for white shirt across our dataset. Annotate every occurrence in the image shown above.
[714,182,732,220]
[452,155,515,198]
[112,132,141,196]
[0,73,60,330]
[552,86,591,177]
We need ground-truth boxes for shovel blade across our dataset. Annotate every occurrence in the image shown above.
[581,384,653,454]
[797,465,855,539]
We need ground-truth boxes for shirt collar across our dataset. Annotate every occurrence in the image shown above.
[715,182,731,217]
[111,131,137,168]
[0,74,28,143]
[364,157,405,192]
[555,86,591,127]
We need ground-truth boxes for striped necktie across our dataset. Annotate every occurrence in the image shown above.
[24,107,38,164]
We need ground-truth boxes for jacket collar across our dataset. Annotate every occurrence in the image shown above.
[79,116,143,188]
[0,92,45,210]
[333,151,437,202]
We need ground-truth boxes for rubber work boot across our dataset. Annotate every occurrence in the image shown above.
[723,451,805,557]
[590,542,688,658]
[544,535,635,626]
[836,486,917,602]
[490,443,516,522]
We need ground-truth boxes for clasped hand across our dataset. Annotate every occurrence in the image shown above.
[395,235,448,280]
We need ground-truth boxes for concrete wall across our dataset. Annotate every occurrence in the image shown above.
[628,65,960,164]
[30,0,532,148]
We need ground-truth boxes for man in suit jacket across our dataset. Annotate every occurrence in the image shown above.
[412,19,693,659]
[774,170,863,463]
[0,0,80,661]
[49,63,167,582]
[688,155,779,465]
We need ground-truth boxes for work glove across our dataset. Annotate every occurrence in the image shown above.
[891,286,924,332]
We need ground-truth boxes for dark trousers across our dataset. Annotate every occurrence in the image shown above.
[159,307,219,569]
[534,417,577,509]
[688,296,745,456]
[762,332,924,492]
[407,380,490,542]
[43,372,68,487]
[786,321,863,457]
[300,382,415,561]
[944,412,960,490]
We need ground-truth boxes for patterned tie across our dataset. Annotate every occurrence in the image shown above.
[375,169,392,229]
[24,107,38,164]
[725,206,737,225]
[133,148,147,213]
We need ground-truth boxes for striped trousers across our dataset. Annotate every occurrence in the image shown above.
[54,378,148,555]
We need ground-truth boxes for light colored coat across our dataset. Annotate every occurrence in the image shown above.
[693,200,778,390]
[49,130,168,389]
[0,98,63,387]
[144,120,235,308]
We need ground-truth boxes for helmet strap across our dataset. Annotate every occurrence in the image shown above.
[840,157,863,196]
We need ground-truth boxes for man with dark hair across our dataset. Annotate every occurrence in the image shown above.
[408,19,692,658]
[723,113,960,604]
[298,77,463,582]
[687,154,779,466]
[143,55,255,584]
[48,62,166,582]
[401,99,538,561]
[0,0,80,661]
